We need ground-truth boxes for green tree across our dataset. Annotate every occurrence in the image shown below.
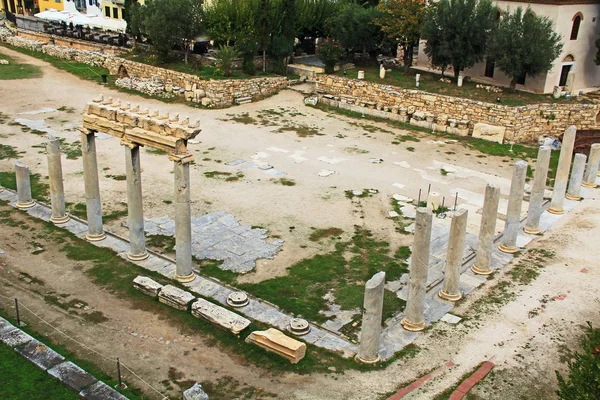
[488,7,562,91]
[142,0,203,63]
[204,0,239,45]
[123,0,145,49]
[236,35,259,75]
[316,37,344,73]
[422,0,496,80]
[556,322,600,399]
[595,34,600,65]
[328,3,380,58]
[214,45,241,76]
[376,0,428,73]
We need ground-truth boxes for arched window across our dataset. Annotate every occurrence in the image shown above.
[571,14,583,40]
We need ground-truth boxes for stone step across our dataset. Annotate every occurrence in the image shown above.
[235,96,252,105]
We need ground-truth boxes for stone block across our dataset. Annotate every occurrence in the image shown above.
[245,328,306,364]
[0,326,34,347]
[191,298,251,335]
[158,285,195,310]
[133,275,163,298]
[15,340,65,371]
[79,381,128,400]
[201,98,212,107]
[48,361,97,391]
[472,123,506,144]
[183,383,210,400]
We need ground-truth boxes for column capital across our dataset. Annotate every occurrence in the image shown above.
[79,127,97,136]
[169,153,195,164]
[120,139,139,149]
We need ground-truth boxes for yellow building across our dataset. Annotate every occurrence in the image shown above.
[38,0,63,12]
[101,0,143,20]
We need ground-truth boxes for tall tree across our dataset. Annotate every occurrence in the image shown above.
[328,3,380,58]
[421,0,496,79]
[376,0,428,73]
[123,0,144,48]
[488,7,562,91]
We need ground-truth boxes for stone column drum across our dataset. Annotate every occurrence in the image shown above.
[356,271,386,363]
[401,207,432,332]
[15,161,35,209]
[524,146,551,234]
[46,135,69,224]
[125,144,148,261]
[499,160,528,253]
[81,130,106,241]
[582,144,600,188]
[548,126,577,215]
[472,184,500,275]
[173,160,195,283]
[439,208,468,301]
[566,153,586,201]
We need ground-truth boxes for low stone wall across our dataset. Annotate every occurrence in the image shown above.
[316,75,600,143]
[2,30,289,108]
[17,29,128,55]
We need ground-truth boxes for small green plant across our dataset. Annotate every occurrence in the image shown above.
[214,45,241,77]
[407,146,415,152]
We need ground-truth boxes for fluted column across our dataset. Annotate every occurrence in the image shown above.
[472,184,500,275]
[439,208,468,301]
[356,271,385,363]
[499,160,528,253]
[81,129,106,241]
[524,146,551,234]
[124,144,148,260]
[548,126,577,215]
[47,135,69,224]
[15,161,35,209]
[173,158,195,283]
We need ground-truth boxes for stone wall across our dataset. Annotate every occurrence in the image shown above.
[17,30,128,55]
[2,30,289,108]
[316,75,600,143]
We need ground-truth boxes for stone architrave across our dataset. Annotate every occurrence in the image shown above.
[173,158,195,283]
[472,184,501,275]
[499,160,528,253]
[14,161,35,209]
[439,209,468,301]
[548,126,577,215]
[124,144,148,260]
[133,276,163,297]
[356,271,386,363]
[158,285,195,310]
[472,123,506,144]
[524,146,551,234]
[81,130,106,241]
[46,135,69,224]
[566,153,587,200]
[245,328,306,364]
[582,144,600,188]
[191,298,251,335]
[401,208,433,332]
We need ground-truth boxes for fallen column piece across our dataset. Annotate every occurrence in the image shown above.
[133,276,163,298]
[158,285,195,310]
[245,328,306,364]
[191,298,251,335]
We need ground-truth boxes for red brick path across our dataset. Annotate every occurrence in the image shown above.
[448,361,495,400]
[387,361,455,400]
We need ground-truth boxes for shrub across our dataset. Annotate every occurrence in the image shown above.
[214,45,240,77]
[316,38,344,74]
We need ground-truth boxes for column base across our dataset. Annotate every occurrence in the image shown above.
[498,244,519,254]
[582,182,596,188]
[523,226,540,235]
[16,200,35,209]
[438,289,462,301]
[354,354,380,364]
[127,251,149,261]
[86,232,106,241]
[471,264,493,275]
[401,318,426,332]
[174,272,196,283]
[565,193,581,201]
[50,214,70,224]
[546,207,564,215]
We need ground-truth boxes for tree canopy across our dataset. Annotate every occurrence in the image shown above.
[327,2,380,57]
[488,7,562,90]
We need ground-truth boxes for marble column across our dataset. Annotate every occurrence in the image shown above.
[46,135,69,224]
[356,271,386,363]
[499,160,528,253]
[566,153,586,201]
[439,208,468,301]
[173,159,195,283]
[524,146,551,234]
[548,126,577,215]
[471,184,500,275]
[582,144,600,188]
[401,207,432,332]
[81,130,106,241]
[15,161,35,209]
[125,144,148,260]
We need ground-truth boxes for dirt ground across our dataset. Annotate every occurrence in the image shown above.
[1,46,599,400]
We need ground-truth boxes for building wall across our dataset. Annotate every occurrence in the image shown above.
[416,1,600,94]
[38,0,63,11]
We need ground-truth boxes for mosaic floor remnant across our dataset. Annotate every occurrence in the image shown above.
[144,212,284,273]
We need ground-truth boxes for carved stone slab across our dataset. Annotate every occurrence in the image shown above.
[15,340,65,371]
[79,381,129,400]
[191,298,251,335]
[133,275,163,298]
[472,122,506,144]
[48,361,98,391]
[245,328,306,364]
[158,285,195,310]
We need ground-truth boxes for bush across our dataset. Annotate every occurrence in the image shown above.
[316,38,344,74]
[556,322,600,399]
[214,45,240,77]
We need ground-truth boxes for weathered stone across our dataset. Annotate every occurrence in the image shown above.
[158,285,195,310]
[549,126,577,214]
[245,328,306,364]
[48,361,97,391]
[133,276,163,298]
[47,136,69,224]
[499,160,528,253]
[524,146,551,234]
[79,381,129,400]
[583,143,600,187]
[191,298,250,335]
[439,208,468,301]
[472,123,506,144]
[125,145,148,260]
[357,271,385,363]
[15,161,35,209]
[0,325,34,347]
[183,383,210,400]
[174,160,195,283]
[472,184,500,275]
[15,340,65,371]
[81,131,106,241]
[566,153,586,200]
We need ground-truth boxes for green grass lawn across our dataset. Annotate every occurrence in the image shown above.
[0,343,80,400]
[0,53,42,80]
[335,65,583,107]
